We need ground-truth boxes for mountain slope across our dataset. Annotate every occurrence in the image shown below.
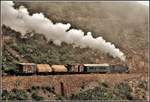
[2,1,148,73]
[14,1,148,50]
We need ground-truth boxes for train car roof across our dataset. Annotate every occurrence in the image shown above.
[84,64,109,66]
[37,64,52,72]
[18,63,36,65]
[51,65,66,68]
[37,64,51,68]
[51,65,67,72]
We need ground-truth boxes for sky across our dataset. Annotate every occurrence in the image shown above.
[137,1,149,6]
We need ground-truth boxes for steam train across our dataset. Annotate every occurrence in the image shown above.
[15,63,129,75]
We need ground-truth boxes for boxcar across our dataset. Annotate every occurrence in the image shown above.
[51,65,67,72]
[78,64,84,72]
[36,64,52,74]
[71,64,79,72]
[16,63,36,74]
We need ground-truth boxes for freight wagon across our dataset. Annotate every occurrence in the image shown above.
[16,63,36,75]
[15,63,129,75]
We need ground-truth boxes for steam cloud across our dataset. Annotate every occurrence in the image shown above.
[1,1,126,61]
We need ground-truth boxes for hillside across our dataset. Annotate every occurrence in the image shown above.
[1,1,149,101]
[14,1,148,50]
[2,74,148,100]
[2,1,148,73]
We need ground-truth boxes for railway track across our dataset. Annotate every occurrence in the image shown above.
[3,72,129,76]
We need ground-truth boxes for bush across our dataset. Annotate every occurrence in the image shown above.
[31,86,39,91]
[56,95,66,100]
[52,87,55,93]
[15,79,21,87]
[31,93,44,101]
[11,89,28,100]
[4,67,16,75]
[138,80,147,90]
[71,86,114,100]
[41,86,45,90]
[100,81,109,88]
[81,85,85,89]
[2,90,9,100]
[2,89,28,100]
[114,83,133,100]
[45,86,54,93]
[26,89,31,93]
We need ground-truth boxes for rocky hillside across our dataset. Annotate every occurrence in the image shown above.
[2,1,148,73]
[1,1,149,101]
[2,74,148,100]
[14,1,148,50]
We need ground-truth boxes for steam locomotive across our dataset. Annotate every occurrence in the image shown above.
[15,63,129,75]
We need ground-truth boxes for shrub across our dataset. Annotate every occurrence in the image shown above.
[26,89,31,93]
[71,86,114,100]
[15,79,21,87]
[31,93,44,101]
[52,87,55,93]
[2,90,9,100]
[4,89,28,100]
[41,86,45,90]
[45,86,53,93]
[4,67,16,75]
[114,83,133,100]
[31,86,38,91]
[138,80,147,90]
[36,86,40,89]
[81,85,85,89]
[56,95,65,100]
[101,81,109,88]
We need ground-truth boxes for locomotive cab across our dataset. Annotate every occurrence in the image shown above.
[110,64,129,73]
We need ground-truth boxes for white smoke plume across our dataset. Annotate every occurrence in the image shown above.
[1,1,126,61]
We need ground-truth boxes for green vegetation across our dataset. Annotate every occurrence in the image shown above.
[31,93,44,101]
[2,84,55,100]
[71,82,115,100]
[26,88,31,93]
[2,81,147,100]
[2,25,102,74]
[15,1,148,51]
[15,79,21,87]
[29,85,54,100]
[71,87,114,100]
[31,85,54,93]
[113,82,133,100]
[56,95,66,100]
[31,86,39,91]
[2,1,148,74]
[3,67,17,75]
[1,1,148,101]
[2,90,9,100]
[45,86,54,93]
[70,82,135,100]
[2,89,28,100]
[138,80,147,90]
